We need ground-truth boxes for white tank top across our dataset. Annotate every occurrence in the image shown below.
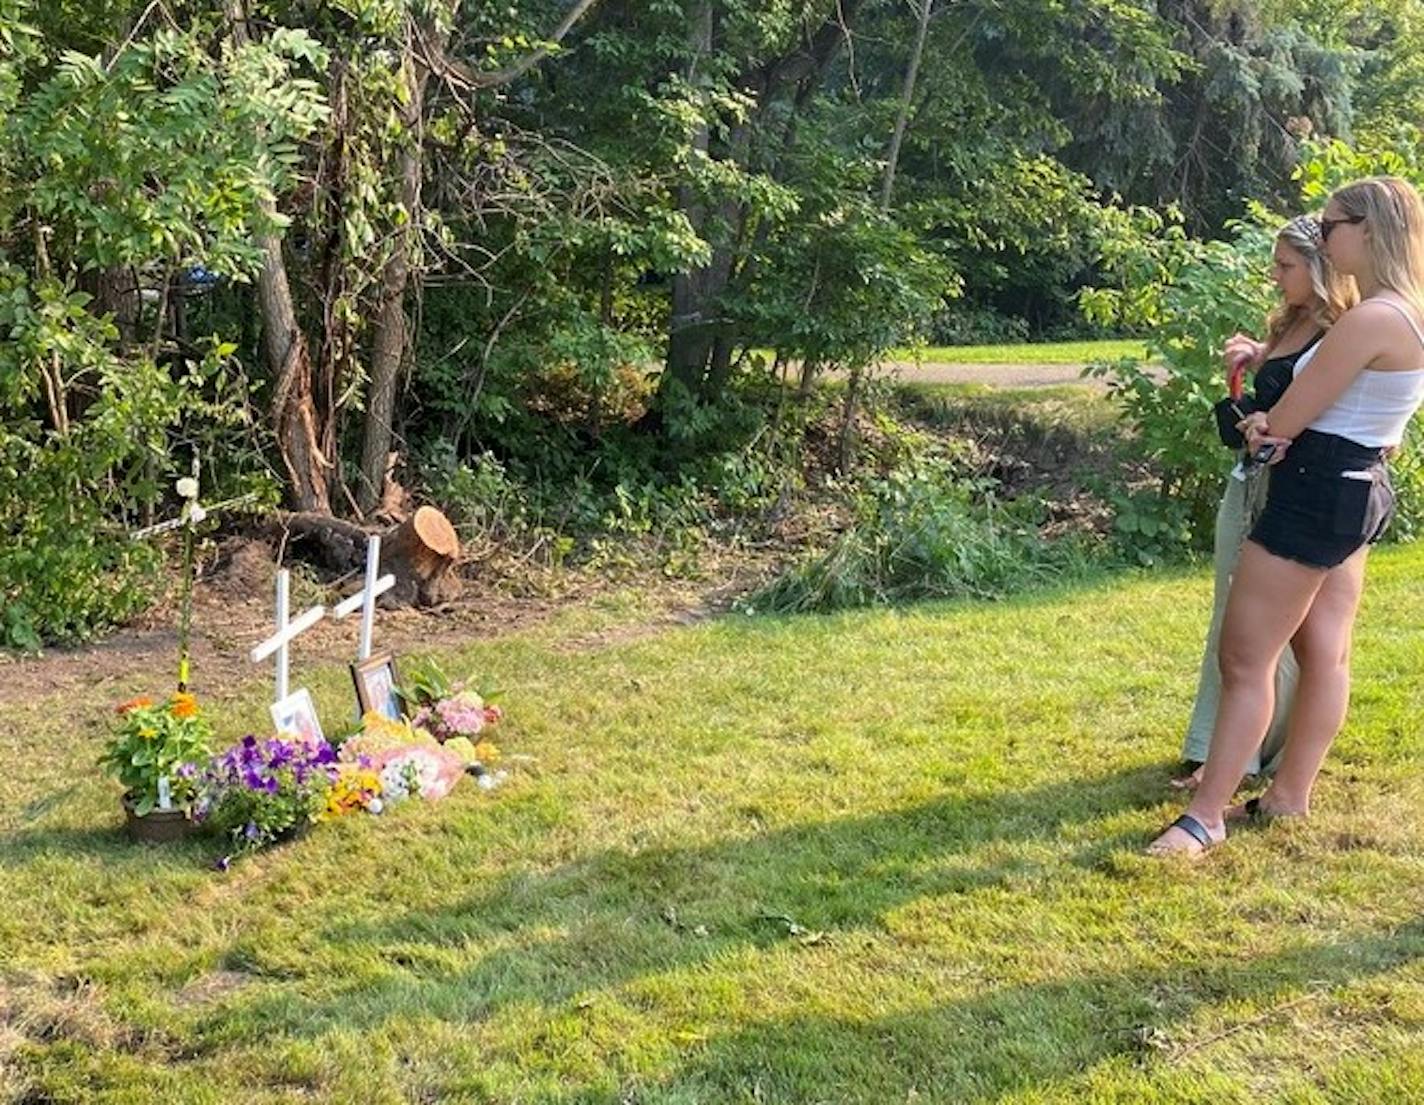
[1291,298,1424,447]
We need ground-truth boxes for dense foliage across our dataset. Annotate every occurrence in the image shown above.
[2,0,1422,638]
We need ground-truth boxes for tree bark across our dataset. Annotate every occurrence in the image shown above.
[663,0,717,403]
[225,0,331,514]
[358,22,431,513]
[880,0,933,210]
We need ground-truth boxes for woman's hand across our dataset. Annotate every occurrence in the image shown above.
[1223,333,1265,373]
[1240,412,1291,464]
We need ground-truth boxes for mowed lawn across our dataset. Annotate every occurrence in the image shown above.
[3,546,1423,1104]
[887,339,1148,364]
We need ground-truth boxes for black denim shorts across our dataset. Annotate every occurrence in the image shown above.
[1249,430,1395,569]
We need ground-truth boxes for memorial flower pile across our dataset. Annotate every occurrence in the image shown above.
[186,733,339,859]
[339,714,464,803]
[137,658,516,866]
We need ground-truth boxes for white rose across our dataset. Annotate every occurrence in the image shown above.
[176,477,199,499]
[188,503,207,524]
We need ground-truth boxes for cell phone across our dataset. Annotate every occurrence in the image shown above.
[1250,442,1277,465]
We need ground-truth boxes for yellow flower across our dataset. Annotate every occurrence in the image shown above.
[169,692,199,719]
[473,739,501,765]
[139,727,157,740]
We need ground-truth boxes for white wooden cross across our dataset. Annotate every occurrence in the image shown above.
[249,569,328,703]
[332,534,395,662]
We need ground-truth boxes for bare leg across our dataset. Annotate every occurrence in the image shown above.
[1148,541,1326,855]
[1251,547,1368,815]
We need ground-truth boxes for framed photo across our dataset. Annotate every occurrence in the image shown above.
[270,687,325,745]
[351,652,402,721]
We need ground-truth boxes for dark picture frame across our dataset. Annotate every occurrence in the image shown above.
[351,652,402,721]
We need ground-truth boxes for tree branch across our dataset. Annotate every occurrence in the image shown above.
[418,0,602,91]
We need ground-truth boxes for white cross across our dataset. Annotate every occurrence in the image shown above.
[249,569,327,703]
[332,534,395,662]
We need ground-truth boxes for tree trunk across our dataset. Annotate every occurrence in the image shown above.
[384,505,463,606]
[358,5,454,513]
[661,0,864,414]
[226,0,331,514]
[837,364,865,474]
[358,119,420,511]
[880,0,933,211]
[267,504,461,607]
[662,0,716,403]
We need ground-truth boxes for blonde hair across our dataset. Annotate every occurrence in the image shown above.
[1263,214,1358,348]
[1329,176,1424,316]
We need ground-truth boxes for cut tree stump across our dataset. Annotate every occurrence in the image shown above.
[267,505,462,607]
[383,505,463,606]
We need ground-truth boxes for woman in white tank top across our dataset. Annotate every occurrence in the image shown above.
[1151,176,1424,857]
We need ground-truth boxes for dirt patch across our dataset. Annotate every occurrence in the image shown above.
[0,532,781,712]
[172,970,254,1010]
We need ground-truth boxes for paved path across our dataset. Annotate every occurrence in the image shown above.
[875,360,1097,388]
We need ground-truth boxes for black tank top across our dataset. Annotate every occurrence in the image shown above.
[1254,332,1324,410]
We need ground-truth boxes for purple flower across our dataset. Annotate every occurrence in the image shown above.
[214,855,231,872]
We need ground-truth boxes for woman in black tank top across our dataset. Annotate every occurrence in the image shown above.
[1152,177,1424,858]
[1175,216,1350,790]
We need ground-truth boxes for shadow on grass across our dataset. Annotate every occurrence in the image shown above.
[217,765,1167,1036]
[198,758,1424,1100]
[0,821,212,872]
[555,918,1424,1105]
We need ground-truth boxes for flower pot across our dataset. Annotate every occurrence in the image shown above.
[123,799,195,844]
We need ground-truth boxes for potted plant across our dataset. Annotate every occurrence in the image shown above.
[101,693,214,842]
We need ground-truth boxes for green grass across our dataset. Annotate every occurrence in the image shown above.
[894,381,1122,434]
[889,339,1147,364]
[3,549,1424,1103]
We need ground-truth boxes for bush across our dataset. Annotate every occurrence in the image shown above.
[755,463,1098,613]
[1083,212,1277,559]
[1390,420,1424,543]
[928,303,1031,346]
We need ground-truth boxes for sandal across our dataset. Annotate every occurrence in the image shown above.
[1169,761,1204,790]
[1146,813,1220,857]
[1228,796,1306,824]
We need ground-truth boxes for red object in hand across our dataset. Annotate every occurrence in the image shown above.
[1228,352,1251,402]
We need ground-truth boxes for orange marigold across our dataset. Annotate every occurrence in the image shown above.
[115,696,155,715]
[169,692,200,719]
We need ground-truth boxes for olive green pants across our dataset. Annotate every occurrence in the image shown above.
[1181,468,1298,773]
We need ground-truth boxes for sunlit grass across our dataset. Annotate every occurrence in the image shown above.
[3,547,1423,1103]
[888,339,1148,364]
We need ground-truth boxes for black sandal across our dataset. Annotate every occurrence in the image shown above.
[1148,813,1218,856]
[1236,796,1305,824]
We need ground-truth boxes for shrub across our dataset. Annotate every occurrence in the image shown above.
[1083,212,1277,559]
[756,463,1098,613]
